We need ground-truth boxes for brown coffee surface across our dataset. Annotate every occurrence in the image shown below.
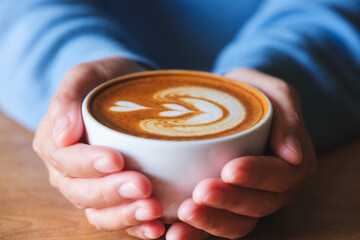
[89,71,268,140]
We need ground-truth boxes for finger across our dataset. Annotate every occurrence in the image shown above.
[221,156,306,192]
[225,68,304,165]
[48,89,84,148]
[34,117,124,178]
[193,178,297,218]
[52,143,124,177]
[126,220,165,239]
[49,57,145,147]
[178,199,258,239]
[85,197,163,231]
[166,222,209,240]
[51,170,152,208]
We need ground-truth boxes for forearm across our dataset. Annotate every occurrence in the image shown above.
[214,0,360,150]
[0,0,155,131]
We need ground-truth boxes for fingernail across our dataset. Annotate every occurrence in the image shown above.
[118,182,143,199]
[203,188,224,206]
[93,158,118,173]
[53,115,70,144]
[285,134,302,155]
[135,208,154,221]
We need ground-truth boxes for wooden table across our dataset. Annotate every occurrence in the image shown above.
[0,111,359,240]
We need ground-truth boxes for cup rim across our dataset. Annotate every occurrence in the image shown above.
[82,70,273,145]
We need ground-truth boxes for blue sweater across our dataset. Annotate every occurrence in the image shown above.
[0,0,359,150]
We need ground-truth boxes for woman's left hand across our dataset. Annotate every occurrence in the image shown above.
[165,68,318,240]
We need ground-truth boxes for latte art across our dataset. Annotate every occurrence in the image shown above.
[89,71,268,140]
[110,86,245,137]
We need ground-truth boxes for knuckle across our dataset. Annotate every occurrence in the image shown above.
[56,176,78,203]
[274,80,292,95]
[272,172,299,193]
[227,198,241,212]
[49,151,63,172]
[85,210,106,231]
[240,157,265,188]
[125,228,139,239]
[47,92,75,126]
[93,206,135,231]
[204,218,221,235]
[97,184,113,205]
[279,172,301,193]
[277,81,297,97]
[198,210,257,239]
[120,208,136,228]
[61,183,84,208]
[77,161,90,177]
[66,63,97,79]
[49,89,75,113]
[256,195,279,217]
[60,185,75,203]
[287,111,303,130]
[87,180,117,208]
[65,63,102,87]
[274,81,302,106]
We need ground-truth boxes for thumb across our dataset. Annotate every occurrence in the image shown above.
[225,68,303,165]
[50,93,83,148]
[50,57,145,147]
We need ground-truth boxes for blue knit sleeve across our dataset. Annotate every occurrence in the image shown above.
[213,0,360,150]
[0,0,156,131]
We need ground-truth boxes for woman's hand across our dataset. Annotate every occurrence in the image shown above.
[165,68,318,240]
[33,57,166,239]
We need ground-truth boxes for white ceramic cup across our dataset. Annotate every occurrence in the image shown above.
[82,70,273,223]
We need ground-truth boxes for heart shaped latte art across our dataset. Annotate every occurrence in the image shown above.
[110,86,245,137]
[110,101,149,112]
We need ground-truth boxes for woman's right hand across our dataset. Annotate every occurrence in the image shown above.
[33,57,165,239]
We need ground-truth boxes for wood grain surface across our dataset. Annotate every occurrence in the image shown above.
[0,111,359,240]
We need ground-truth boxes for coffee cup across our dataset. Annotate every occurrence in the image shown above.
[82,70,272,223]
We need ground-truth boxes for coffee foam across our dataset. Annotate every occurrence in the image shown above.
[110,86,245,137]
[89,71,267,140]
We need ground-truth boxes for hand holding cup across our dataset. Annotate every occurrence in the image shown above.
[33,58,166,239]
[82,70,273,224]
